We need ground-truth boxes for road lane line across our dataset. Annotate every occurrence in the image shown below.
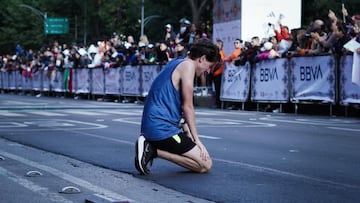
[327,127,360,132]
[0,166,74,203]
[62,110,110,116]
[0,151,134,202]
[0,110,26,117]
[213,158,360,190]
[27,111,67,116]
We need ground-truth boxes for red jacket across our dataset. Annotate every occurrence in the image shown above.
[274,24,290,41]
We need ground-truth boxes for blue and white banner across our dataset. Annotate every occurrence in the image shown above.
[0,72,3,89]
[32,69,41,90]
[291,55,335,103]
[91,68,105,95]
[220,62,251,102]
[352,52,360,86]
[42,69,50,91]
[21,74,32,90]
[251,58,289,102]
[122,65,141,96]
[9,71,16,90]
[52,71,63,92]
[340,55,360,104]
[1,72,8,89]
[73,69,90,94]
[105,68,121,95]
[12,71,25,90]
[140,65,159,97]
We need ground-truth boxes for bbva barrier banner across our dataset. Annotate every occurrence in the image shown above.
[104,68,121,95]
[251,58,289,102]
[92,68,105,94]
[9,71,17,90]
[73,68,90,94]
[122,65,141,96]
[140,65,160,97]
[290,55,336,103]
[32,69,41,91]
[220,62,250,102]
[340,55,360,104]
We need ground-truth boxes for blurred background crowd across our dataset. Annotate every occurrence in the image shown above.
[1,7,359,87]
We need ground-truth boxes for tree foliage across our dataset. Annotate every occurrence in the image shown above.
[0,0,359,54]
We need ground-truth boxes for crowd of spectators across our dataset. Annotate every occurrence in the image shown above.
[1,8,359,84]
[228,8,360,67]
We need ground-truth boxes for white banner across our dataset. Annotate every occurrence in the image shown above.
[104,68,121,95]
[251,58,289,102]
[1,72,8,89]
[0,72,2,89]
[122,65,141,96]
[213,20,241,56]
[340,55,360,104]
[52,71,63,92]
[291,55,335,103]
[21,73,32,90]
[14,71,21,90]
[73,69,90,94]
[140,65,159,97]
[32,69,41,90]
[9,71,16,90]
[351,52,360,86]
[91,68,105,95]
[220,62,251,102]
[42,69,50,91]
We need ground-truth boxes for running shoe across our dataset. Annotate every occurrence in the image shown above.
[135,135,156,175]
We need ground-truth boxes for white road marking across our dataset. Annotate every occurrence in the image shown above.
[327,127,360,132]
[0,110,26,117]
[112,118,140,125]
[99,109,142,115]
[62,110,109,116]
[0,119,107,132]
[0,166,74,203]
[0,151,134,202]
[27,111,67,116]
[0,122,28,128]
[198,135,221,139]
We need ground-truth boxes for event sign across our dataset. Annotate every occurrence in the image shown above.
[251,58,289,102]
[220,62,250,102]
[339,55,360,104]
[291,55,335,103]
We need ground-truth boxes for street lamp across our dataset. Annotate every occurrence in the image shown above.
[140,0,161,36]
[18,4,47,22]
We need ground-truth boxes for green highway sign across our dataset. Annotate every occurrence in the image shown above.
[44,18,69,34]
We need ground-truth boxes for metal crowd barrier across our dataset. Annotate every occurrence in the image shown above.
[1,54,359,116]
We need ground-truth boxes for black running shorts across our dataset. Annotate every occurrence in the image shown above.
[149,132,196,155]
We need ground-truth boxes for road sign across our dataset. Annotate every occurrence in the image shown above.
[44,18,69,34]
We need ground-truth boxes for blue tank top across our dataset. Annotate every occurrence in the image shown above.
[141,59,184,141]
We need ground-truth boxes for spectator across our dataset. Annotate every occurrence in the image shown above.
[164,24,177,43]
[177,18,191,45]
[225,39,242,63]
[87,44,102,68]
[174,40,188,58]
[188,23,198,44]
[257,41,281,60]
[155,41,170,64]
[212,39,226,108]
[268,16,291,56]
[247,36,262,64]
[145,44,156,64]
[197,22,211,39]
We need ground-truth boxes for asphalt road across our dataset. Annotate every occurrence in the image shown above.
[1,93,360,203]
